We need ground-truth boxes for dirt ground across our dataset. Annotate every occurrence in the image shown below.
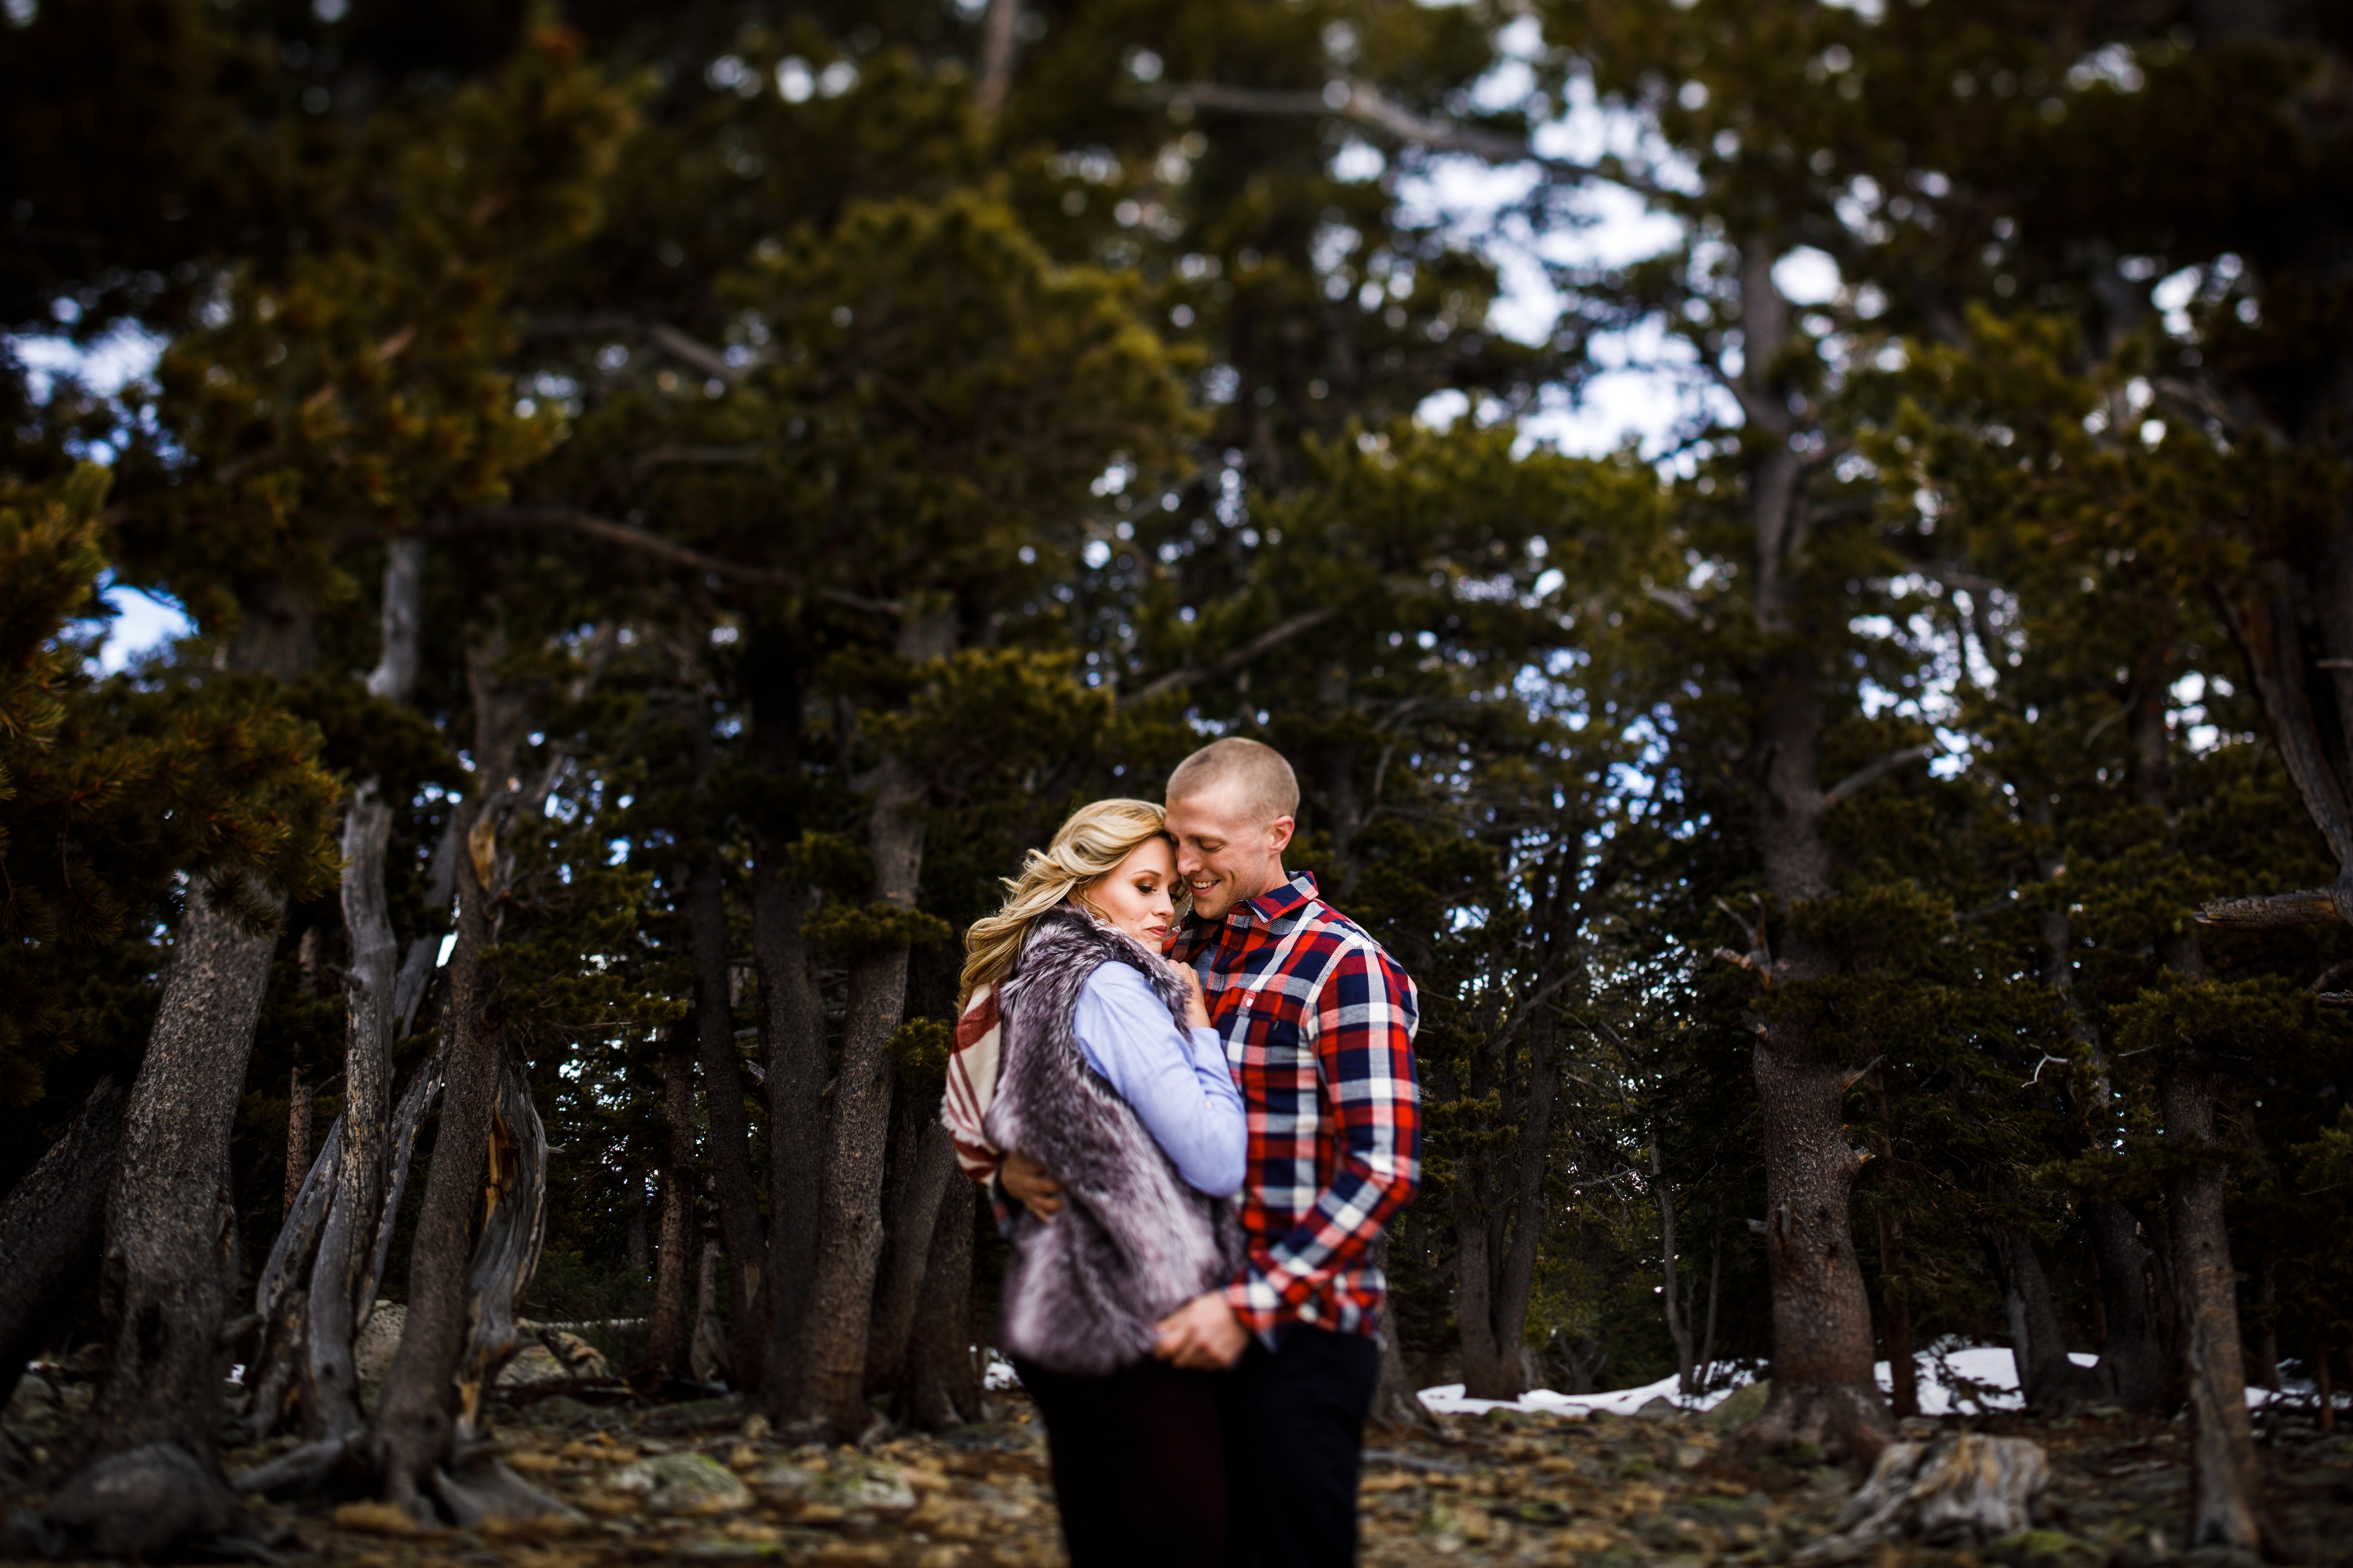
[5,1376,2352,1566]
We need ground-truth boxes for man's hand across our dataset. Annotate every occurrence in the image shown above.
[1153,1290,1249,1370]
[1000,1151,1064,1222]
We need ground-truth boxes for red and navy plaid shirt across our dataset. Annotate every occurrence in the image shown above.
[1168,871,1421,1339]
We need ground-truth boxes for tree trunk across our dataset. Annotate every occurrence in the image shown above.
[2250,1255,2281,1393]
[756,873,826,1383]
[2160,1056,2264,1551]
[1985,1225,2100,1413]
[235,543,426,1456]
[284,1063,313,1219]
[1654,1138,1695,1399]
[1699,1229,1723,1396]
[0,1076,126,1413]
[2084,1204,2169,1412]
[1494,1009,1560,1392]
[778,926,908,1438]
[372,643,527,1520]
[747,620,827,1399]
[774,612,947,1440]
[1749,1042,1889,1461]
[447,1039,549,1442]
[641,1028,699,1385]
[298,774,398,1445]
[689,856,768,1389]
[1454,1186,1512,1399]
[1367,1232,1436,1432]
[1733,236,1892,1465]
[1876,1209,1919,1419]
[898,1182,982,1430]
[866,1087,959,1395]
[56,880,286,1550]
[690,1239,729,1385]
[1455,1008,1558,1401]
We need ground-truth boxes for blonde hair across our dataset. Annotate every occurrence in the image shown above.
[960,798,1173,1005]
[1166,737,1300,824]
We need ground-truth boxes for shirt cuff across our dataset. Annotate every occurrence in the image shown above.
[1226,1263,1289,1336]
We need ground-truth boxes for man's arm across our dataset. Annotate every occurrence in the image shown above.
[1226,942,1420,1333]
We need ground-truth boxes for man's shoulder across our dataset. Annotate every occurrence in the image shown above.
[1282,901,1412,991]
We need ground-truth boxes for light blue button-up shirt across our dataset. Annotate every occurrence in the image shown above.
[1070,960,1246,1198]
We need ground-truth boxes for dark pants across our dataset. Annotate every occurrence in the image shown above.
[1215,1326,1380,1568]
[1014,1354,1228,1568]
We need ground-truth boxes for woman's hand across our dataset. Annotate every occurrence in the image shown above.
[1176,965,1212,1030]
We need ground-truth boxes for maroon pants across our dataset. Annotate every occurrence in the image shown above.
[1013,1354,1228,1567]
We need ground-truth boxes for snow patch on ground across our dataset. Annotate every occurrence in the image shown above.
[1419,1345,2047,1419]
[1421,1343,2314,1418]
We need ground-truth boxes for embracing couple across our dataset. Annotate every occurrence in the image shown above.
[942,737,1422,1568]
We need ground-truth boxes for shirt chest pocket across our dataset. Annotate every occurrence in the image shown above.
[1226,987,1315,1082]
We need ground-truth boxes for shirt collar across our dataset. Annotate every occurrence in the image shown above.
[1231,870,1316,932]
[1171,871,1318,954]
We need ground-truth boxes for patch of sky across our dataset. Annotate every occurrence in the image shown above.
[11,327,204,666]
[6,319,165,400]
[1390,59,1706,461]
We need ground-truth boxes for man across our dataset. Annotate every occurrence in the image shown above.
[1005,737,1422,1568]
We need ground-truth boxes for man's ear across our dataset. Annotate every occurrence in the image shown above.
[1266,815,1295,855]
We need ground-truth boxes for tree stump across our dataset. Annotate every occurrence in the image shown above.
[1798,1434,2049,1562]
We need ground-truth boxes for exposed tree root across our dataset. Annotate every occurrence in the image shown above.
[429,1452,584,1528]
[1732,1378,1895,1469]
[1796,1433,2049,1562]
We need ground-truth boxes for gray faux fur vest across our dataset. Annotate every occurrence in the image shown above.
[984,906,1244,1376]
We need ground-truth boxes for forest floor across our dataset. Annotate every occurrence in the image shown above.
[6,1375,2353,1566]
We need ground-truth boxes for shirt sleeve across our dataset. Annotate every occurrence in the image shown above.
[1224,942,1421,1333]
[1072,962,1247,1198]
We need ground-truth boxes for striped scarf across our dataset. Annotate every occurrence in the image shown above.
[942,983,1003,1180]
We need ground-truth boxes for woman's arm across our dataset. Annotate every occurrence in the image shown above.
[1071,961,1246,1197]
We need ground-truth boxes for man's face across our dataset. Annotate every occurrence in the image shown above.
[1166,780,1293,921]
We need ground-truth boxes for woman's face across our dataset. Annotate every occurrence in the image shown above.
[1077,835,1179,949]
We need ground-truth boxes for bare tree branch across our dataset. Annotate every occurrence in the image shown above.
[632,446,774,471]
[975,0,1023,119]
[524,314,760,383]
[2196,889,2348,929]
[1118,606,1342,708]
[451,508,903,614]
[456,507,793,585]
[1823,743,1939,807]
[1131,79,1672,198]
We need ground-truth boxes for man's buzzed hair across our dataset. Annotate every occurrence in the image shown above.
[1166,737,1300,825]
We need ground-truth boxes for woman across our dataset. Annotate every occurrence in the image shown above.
[947,798,1245,1568]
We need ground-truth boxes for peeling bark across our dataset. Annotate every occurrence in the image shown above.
[284,1063,312,1219]
[373,643,529,1520]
